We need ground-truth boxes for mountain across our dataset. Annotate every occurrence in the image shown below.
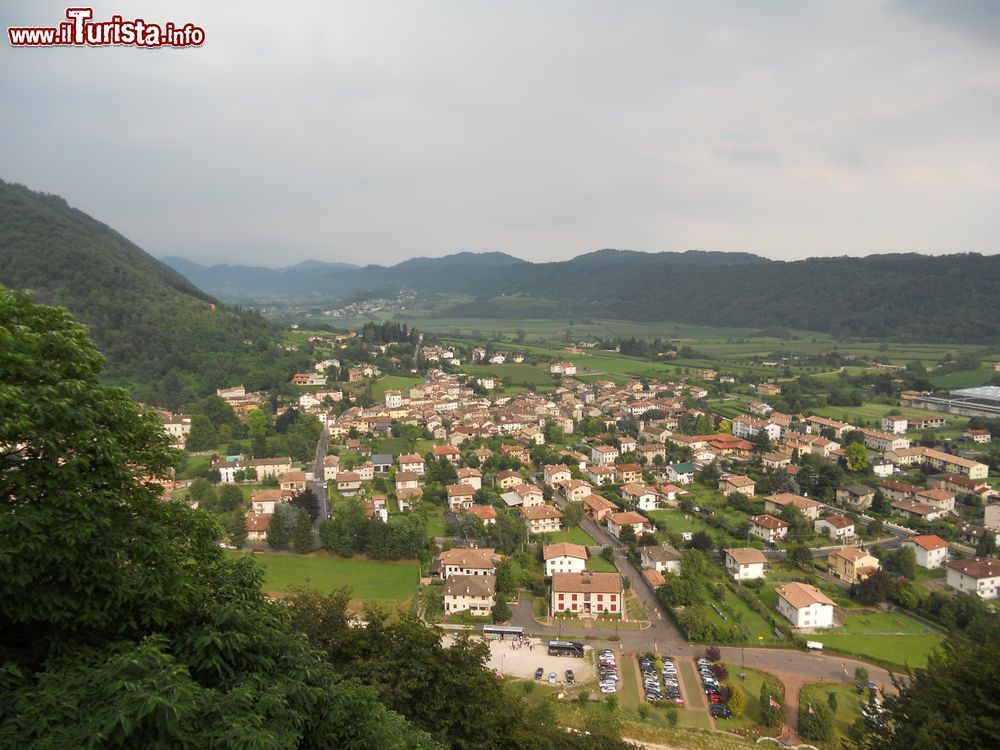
[159,256,360,301]
[0,180,306,406]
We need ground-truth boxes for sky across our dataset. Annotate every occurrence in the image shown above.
[3,0,1000,267]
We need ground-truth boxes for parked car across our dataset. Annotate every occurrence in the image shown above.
[548,672,557,685]
[565,669,575,684]
[710,704,732,719]
[534,667,544,680]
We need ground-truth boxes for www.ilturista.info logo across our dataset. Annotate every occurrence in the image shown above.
[8,7,205,48]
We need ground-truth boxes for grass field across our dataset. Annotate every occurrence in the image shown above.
[812,611,945,669]
[809,401,966,431]
[462,363,557,386]
[538,525,597,546]
[224,550,420,610]
[799,682,866,748]
[371,375,423,400]
[587,554,619,573]
[711,665,781,733]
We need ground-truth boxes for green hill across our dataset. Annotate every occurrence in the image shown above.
[0,179,305,406]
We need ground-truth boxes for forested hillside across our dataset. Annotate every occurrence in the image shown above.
[168,249,1000,342]
[0,180,305,404]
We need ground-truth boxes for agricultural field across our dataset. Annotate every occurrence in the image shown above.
[462,363,557,386]
[798,682,867,748]
[224,550,420,611]
[371,374,423,400]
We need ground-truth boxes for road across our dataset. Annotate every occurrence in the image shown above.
[309,427,331,531]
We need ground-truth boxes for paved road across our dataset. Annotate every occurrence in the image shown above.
[309,428,331,531]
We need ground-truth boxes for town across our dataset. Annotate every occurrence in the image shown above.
[159,328,1000,747]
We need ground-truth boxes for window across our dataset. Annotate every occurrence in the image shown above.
[610,604,616,612]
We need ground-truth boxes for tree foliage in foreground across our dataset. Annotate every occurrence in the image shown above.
[0,288,437,749]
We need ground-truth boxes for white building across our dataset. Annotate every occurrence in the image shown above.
[814,515,855,541]
[901,535,950,569]
[944,557,1000,600]
[443,574,496,615]
[724,548,769,581]
[543,542,589,576]
[774,582,836,628]
[881,415,908,435]
[640,545,683,574]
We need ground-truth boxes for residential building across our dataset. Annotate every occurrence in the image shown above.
[640,545,683,574]
[521,504,563,534]
[775,582,836,628]
[496,470,525,490]
[583,494,619,522]
[901,535,950,569]
[749,514,789,543]
[861,429,911,453]
[246,511,270,542]
[890,499,946,522]
[398,453,426,475]
[336,472,362,495]
[615,463,643,484]
[915,488,956,513]
[212,457,293,484]
[664,462,696,484]
[543,464,572,487]
[559,479,594,503]
[250,488,292,515]
[432,444,463,463]
[881,415,908,434]
[544,542,589,576]
[586,464,617,486]
[764,492,822,520]
[814,515,855,540]
[877,480,921,502]
[804,415,850,439]
[607,511,653,540]
[443,574,496,615]
[456,467,483,490]
[886,447,988,480]
[590,444,619,466]
[621,483,661,511]
[466,505,497,526]
[371,454,393,474]
[513,483,545,508]
[551,571,623,615]
[944,557,1000,600]
[446,484,476,512]
[836,484,876,510]
[828,547,881,584]
[720,474,756,497]
[434,547,497,578]
[964,429,992,444]
[724,548,769,581]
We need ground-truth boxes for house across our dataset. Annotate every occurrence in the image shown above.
[886,447,988,480]
[446,484,476,512]
[910,415,947,430]
[365,497,389,523]
[877,480,921,502]
[621,483,661,511]
[639,444,667,463]
[161,412,192,446]
[775,582,836,628]
[250,488,292,515]
[246,511,270,542]
[322,454,341,481]
[964,429,992,444]
[615,463,643,484]
[814,515,855,541]
[395,471,421,490]
[354,462,375,481]
[986,502,1000,531]
[434,547,498,578]
[396,487,422,512]
[586,464,617,486]
[456,467,483,490]
[836,484,876,511]
[901,535,950,569]
[881,415,908,435]
[749,514,789,544]
[443,574,496,615]
[659,484,686,502]
[762,452,791,470]
[432,444,463,463]
[543,464,572,487]
[212,457,294,484]
[664,463,696,484]
[583,494,619,522]
[804,415,850,439]
[496,470,525,490]
[558,479,594,502]
[828,547,881,584]
[466,504,497,526]
[929,474,993,503]
[551,571,623,615]
[398,453,426,474]
[641,545,683,574]
[720,474,756,497]
[861,429,911,453]
[521,504,563,534]
[757,383,783,396]
[544,542,589,576]
[500,444,531,464]
[607,511,653,541]
[291,372,326,386]
[749,401,773,416]
[944,557,1000,600]
[590,444,619,466]
[764,492,822,520]
[915,488,956,513]
[336,472,362,495]
[871,459,895,478]
[513,483,545,508]
[724,548,769,581]
[550,361,578,375]
[890,499,945,522]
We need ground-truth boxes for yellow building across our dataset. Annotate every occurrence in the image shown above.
[827,547,881,584]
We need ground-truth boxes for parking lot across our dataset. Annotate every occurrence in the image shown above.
[443,633,596,684]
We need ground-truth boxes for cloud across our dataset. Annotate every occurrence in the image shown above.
[2,0,1000,265]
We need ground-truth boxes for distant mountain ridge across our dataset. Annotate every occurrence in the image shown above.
[0,180,305,405]
[165,247,1000,342]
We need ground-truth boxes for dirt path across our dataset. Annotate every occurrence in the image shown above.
[770,670,816,744]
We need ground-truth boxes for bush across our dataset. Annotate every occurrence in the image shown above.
[705,646,721,662]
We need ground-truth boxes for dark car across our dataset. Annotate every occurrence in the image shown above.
[534,667,544,680]
[710,704,732,719]
[565,669,575,684]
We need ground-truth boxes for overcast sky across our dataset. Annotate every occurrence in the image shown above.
[3,1,1000,267]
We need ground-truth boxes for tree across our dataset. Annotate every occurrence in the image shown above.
[217,483,243,511]
[184,414,218,451]
[563,501,584,527]
[618,525,636,544]
[827,690,838,712]
[228,505,249,548]
[853,569,898,605]
[864,618,1000,749]
[291,487,321,522]
[759,683,783,726]
[798,701,833,742]
[267,502,298,548]
[704,646,721,662]
[845,442,870,472]
[854,666,869,690]
[728,684,746,717]
[976,531,998,557]
[689,530,714,551]
[0,288,437,749]
[491,599,512,623]
[789,544,813,568]
[292,506,314,552]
